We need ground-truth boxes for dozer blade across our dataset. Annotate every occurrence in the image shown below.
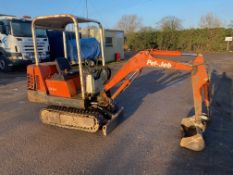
[102,106,124,136]
[40,106,103,133]
[180,115,208,151]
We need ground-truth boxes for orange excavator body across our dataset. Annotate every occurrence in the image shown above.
[28,14,210,151]
[27,49,210,151]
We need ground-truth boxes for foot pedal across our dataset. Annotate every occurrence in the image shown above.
[102,107,124,136]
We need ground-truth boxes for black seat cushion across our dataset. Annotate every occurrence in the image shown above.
[55,57,79,80]
[55,57,72,72]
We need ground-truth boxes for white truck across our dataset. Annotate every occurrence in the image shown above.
[0,15,50,72]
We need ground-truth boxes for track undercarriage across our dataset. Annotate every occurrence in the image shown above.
[40,105,124,135]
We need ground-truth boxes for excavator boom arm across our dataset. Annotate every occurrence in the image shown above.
[104,50,209,121]
[104,50,193,92]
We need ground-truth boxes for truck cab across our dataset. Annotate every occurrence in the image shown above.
[0,15,50,72]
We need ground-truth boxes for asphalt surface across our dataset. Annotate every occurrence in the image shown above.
[0,53,232,175]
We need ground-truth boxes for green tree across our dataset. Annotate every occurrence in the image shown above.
[156,16,182,50]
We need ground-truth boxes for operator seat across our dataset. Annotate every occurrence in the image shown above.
[54,57,79,80]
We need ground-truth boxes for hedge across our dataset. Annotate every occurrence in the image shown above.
[126,28,233,52]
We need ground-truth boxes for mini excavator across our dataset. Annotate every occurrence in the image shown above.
[27,14,210,151]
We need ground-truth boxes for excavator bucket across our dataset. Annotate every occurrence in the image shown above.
[178,54,210,151]
[180,115,208,151]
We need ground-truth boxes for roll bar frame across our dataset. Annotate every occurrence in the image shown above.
[31,14,106,99]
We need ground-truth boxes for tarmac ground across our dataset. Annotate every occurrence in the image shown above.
[0,52,232,175]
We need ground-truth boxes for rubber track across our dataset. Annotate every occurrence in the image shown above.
[40,105,104,133]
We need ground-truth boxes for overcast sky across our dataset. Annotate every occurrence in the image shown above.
[0,0,232,28]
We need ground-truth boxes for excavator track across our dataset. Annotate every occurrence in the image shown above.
[40,106,104,133]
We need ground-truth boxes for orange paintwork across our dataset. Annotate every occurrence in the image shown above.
[104,50,192,92]
[191,56,209,121]
[149,49,182,57]
[46,79,77,97]
[27,62,80,98]
[27,62,58,93]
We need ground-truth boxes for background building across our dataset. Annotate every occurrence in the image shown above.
[81,28,124,62]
